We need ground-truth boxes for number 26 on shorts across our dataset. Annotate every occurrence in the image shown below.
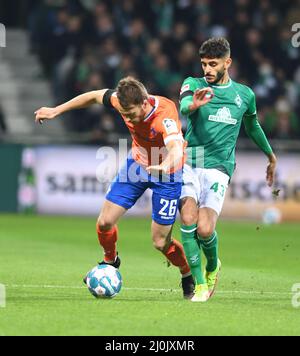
[159,199,178,217]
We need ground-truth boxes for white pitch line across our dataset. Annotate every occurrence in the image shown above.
[6,284,293,296]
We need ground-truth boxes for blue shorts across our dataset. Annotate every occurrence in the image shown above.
[106,157,183,225]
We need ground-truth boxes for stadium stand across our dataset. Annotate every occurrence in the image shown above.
[1,0,300,143]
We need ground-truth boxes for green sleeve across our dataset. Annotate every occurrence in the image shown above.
[180,96,194,116]
[243,89,273,156]
[244,87,257,116]
[179,77,198,116]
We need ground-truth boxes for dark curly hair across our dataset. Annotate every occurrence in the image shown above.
[199,38,231,59]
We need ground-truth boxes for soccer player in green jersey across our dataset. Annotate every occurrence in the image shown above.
[179,38,277,302]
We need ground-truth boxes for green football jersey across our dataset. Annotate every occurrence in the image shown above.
[180,77,257,177]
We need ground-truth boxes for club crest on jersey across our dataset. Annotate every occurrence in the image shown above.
[235,94,243,108]
[163,119,178,135]
[208,107,237,125]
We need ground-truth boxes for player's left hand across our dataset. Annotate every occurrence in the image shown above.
[146,165,167,175]
[266,153,277,187]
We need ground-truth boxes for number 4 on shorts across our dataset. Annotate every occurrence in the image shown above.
[210,182,225,197]
[210,182,219,193]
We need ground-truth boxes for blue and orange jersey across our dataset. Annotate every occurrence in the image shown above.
[104,91,186,173]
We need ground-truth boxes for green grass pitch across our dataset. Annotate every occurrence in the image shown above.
[0,214,299,336]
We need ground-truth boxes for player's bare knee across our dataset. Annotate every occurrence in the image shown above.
[152,239,165,252]
[180,199,198,226]
[197,225,215,239]
[97,217,114,231]
[152,236,169,252]
[181,212,198,226]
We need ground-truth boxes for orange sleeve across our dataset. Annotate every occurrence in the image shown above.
[155,106,184,146]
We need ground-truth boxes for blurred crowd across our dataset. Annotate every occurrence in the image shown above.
[27,0,300,142]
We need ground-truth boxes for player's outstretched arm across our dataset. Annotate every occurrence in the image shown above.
[35,89,108,124]
[266,152,277,187]
[146,140,184,175]
[244,115,277,187]
[243,88,277,187]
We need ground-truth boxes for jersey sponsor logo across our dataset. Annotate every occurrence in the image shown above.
[208,107,237,125]
[163,119,178,135]
[180,84,190,95]
[235,94,243,108]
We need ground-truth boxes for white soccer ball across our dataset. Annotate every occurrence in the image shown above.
[262,207,282,225]
[86,265,122,299]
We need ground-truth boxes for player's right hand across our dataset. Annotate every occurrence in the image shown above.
[34,107,58,124]
[191,88,214,110]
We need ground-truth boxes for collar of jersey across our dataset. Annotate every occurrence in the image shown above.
[204,77,233,89]
[144,96,159,122]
